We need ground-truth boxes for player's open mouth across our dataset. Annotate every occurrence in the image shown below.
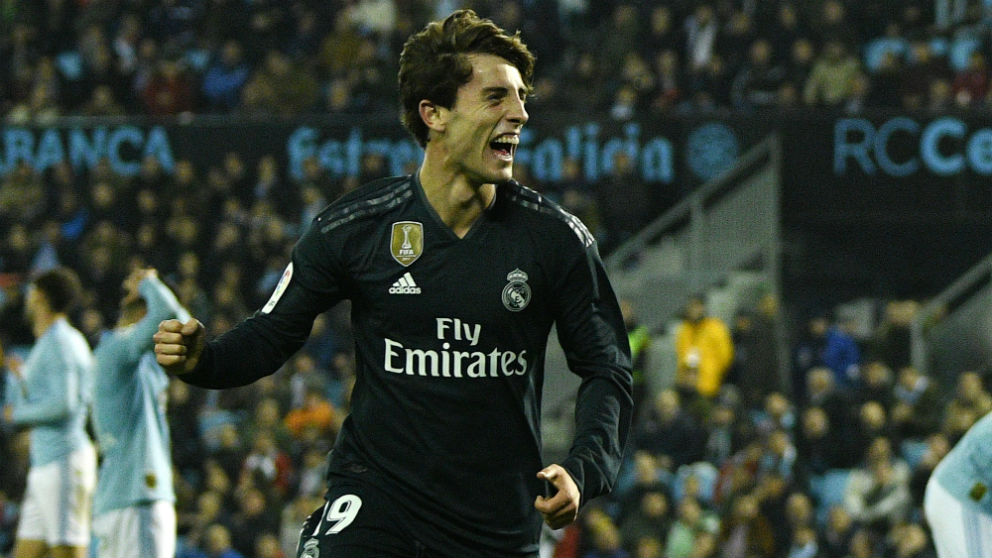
[489,135,519,161]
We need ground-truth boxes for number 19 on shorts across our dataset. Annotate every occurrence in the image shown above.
[313,494,362,535]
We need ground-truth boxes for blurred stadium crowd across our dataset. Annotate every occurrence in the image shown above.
[1,0,990,557]
[3,0,992,121]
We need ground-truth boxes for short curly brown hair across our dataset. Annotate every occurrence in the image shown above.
[398,9,535,147]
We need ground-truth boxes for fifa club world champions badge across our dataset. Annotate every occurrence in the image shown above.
[391,221,424,267]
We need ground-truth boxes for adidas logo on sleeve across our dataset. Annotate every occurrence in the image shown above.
[389,272,421,294]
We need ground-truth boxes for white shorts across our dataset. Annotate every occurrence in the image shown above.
[93,500,176,558]
[16,444,96,547]
[925,475,992,558]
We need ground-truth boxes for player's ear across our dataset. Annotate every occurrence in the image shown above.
[419,100,447,135]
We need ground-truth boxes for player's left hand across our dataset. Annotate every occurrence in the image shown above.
[534,464,580,529]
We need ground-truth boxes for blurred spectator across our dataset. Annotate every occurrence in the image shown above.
[614,450,669,523]
[758,429,797,483]
[802,39,861,107]
[203,522,244,558]
[795,406,847,478]
[703,401,744,466]
[870,301,916,371]
[597,4,641,82]
[805,366,854,434]
[621,299,652,419]
[900,40,952,109]
[784,37,816,92]
[731,38,786,112]
[781,491,815,552]
[633,389,705,471]
[294,447,329,500]
[648,49,683,113]
[847,527,881,558]
[752,392,796,438]
[890,366,943,441]
[252,155,297,219]
[786,525,818,558]
[717,493,775,557]
[295,155,339,212]
[808,0,857,47]
[844,458,911,538]
[0,225,35,276]
[202,40,250,113]
[641,6,681,60]
[684,4,719,76]
[856,361,895,408]
[178,491,229,558]
[595,151,654,251]
[242,430,293,499]
[80,84,126,116]
[728,294,783,410]
[766,3,808,67]
[664,496,719,558]
[284,8,322,59]
[283,387,338,442]
[851,401,892,463]
[685,53,733,109]
[227,487,279,558]
[943,370,992,428]
[908,432,949,509]
[581,515,629,558]
[675,295,734,400]
[240,50,319,117]
[560,51,608,112]
[619,489,671,552]
[168,380,207,478]
[952,50,989,106]
[792,311,861,398]
[820,505,856,558]
[0,162,46,229]
[719,9,758,71]
[886,522,931,558]
[844,437,911,536]
[927,77,954,110]
[141,58,195,116]
[254,532,286,558]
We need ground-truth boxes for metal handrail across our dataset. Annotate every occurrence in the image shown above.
[911,252,992,372]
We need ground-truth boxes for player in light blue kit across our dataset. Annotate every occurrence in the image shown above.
[925,409,992,557]
[2,267,95,558]
[91,268,189,558]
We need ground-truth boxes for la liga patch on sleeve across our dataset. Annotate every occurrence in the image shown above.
[262,262,293,314]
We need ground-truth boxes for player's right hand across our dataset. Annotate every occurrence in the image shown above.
[153,318,206,375]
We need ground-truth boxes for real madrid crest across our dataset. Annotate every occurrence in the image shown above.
[502,268,531,312]
[390,221,423,266]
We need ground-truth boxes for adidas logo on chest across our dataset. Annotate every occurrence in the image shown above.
[389,272,421,294]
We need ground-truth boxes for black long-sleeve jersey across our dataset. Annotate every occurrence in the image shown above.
[181,173,633,555]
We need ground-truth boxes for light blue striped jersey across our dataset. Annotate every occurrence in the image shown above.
[933,410,992,515]
[92,276,189,514]
[9,317,94,466]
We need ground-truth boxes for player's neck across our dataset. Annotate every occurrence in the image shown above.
[418,161,495,238]
[32,312,63,339]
